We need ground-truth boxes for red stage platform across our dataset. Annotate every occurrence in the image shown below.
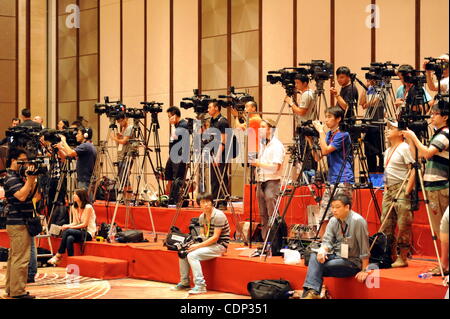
[0,230,446,299]
[0,186,445,299]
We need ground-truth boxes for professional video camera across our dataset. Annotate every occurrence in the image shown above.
[124,108,146,119]
[402,70,427,87]
[94,96,126,118]
[17,157,49,176]
[362,61,399,81]
[298,60,334,81]
[42,128,79,147]
[267,67,308,96]
[397,106,429,134]
[180,89,215,114]
[424,56,449,79]
[5,126,43,156]
[296,120,319,138]
[174,235,203,259]
[140,101,164,114]
[217,87,254,112]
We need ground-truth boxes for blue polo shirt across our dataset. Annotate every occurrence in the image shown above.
[326,130,354,184]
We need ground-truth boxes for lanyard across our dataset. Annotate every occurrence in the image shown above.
[385,144,400,168]
[328,130,339,144]
[339,220,348,237]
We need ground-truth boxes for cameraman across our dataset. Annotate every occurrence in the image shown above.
[313,107,354,237]
[17,108,42,129]
[165,106,189,204]
[3,148,38,299]
[331,67,359,119]
[232,101,262,158]
[56,127,97,190]
[402,101,449,275]
[111,113,133,199]
[285,73,317,173]
[424,54,449,95]
[395,64,433,112]
[171,192,230,294]
[207,101,230,208]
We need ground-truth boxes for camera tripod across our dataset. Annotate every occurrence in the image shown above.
[89,140,118,202]
[259,135,322,261]
[107,118,157,241]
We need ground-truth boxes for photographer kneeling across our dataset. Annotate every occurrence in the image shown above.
[172,192,230,294]
[301,194,370,299]
[47,188,96,265]
[3,148,38,299]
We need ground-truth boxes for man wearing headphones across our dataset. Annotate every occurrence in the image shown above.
[56,127,97,190]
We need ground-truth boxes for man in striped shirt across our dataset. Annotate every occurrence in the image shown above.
[172,192,230,295]
[403,100,449,275]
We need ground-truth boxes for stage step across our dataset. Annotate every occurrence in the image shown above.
[64,256,129,280]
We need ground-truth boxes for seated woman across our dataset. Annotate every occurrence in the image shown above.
[48,189,96,265]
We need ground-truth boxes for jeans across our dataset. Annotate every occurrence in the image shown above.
[179,244,226,288]
[58,229,92,256]
[303,253,360,293]
[28,237,37,279]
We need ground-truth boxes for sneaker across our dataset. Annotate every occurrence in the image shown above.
[12,293,35,299]
[301,289,320,299]
[188,286,207,294]
[171,283,190,291]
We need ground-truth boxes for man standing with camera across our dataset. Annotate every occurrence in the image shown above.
[252,119,285,240]
[3,148,38,299]
[331,67,359,119]
[232,101,262,161]
[424,54,449,96]
[172,192,230,294]
[395,64,433,112]
[402,101,449,275]
[207,101,230,208]
[56,127,97,190]
[313,107,354,237]
[164,106,189,204]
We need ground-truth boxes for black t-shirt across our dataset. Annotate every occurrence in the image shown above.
[209,114,230,161]
[338,84,359,119]
[18,120,43,130]
[75,142,97,183]
[169,119,189,153]
[4,170,34,225]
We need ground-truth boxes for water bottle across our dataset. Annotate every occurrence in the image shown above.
[267,242,272,258]
[418,272,433,279]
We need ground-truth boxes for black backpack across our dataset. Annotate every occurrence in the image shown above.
[369,232,393,269]
[98,222,122,239]
[115,230,145,243]
[247,279,292,299]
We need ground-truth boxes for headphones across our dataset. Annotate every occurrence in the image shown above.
[81,127,92,140]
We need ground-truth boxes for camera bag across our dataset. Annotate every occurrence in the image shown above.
[165,226,191,251]
[247,279,292,299]
[115,230,145,243]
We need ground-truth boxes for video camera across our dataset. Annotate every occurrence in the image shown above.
[94,96,126,118]
[402,70,427,87]
[267,67,308,96]
[5,126,43,156]
[140,101,164,114]
[296,120,319,138]
[217,87,254,112]
[175,235,203,259]
[124,108,146,119]
[424,56,449,79]
[180,89,215,114]
[42,128,79,147]
[298,60,334,81]
[17,157,49,176]
[362,61,399,81]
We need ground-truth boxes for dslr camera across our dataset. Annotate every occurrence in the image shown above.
[217,87,254,112]
[175,236,203,259]
[180,89,215,114]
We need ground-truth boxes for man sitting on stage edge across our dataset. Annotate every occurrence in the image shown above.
[301,194,370,299]
[313,107,354,237]
[172,192,230,294]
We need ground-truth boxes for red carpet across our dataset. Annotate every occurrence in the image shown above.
[0,230,446,299]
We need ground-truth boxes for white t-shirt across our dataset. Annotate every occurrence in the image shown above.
[435,76,449,95]
[294,89,316,124]
[383,142,415,186]
[257,136,286,182]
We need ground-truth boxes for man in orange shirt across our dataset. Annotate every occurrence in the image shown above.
[232,101,262,158]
